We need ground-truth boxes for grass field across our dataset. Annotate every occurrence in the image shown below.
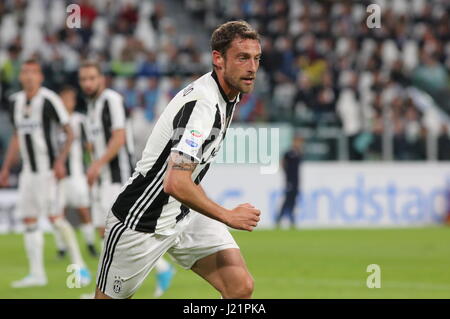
[1,227,450,299]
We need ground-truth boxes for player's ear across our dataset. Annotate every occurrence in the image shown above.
[212,50,224,71]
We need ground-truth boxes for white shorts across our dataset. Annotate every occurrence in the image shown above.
[60,175,90,209]
[91,182,123,228]
[96,211,239,298]
[17,171,59,219]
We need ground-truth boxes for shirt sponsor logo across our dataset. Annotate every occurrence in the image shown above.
[190,129,202,138]
[185,139,199,148]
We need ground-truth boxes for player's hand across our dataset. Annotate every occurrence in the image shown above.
[0,169,9,187]
[53,159,66,180]
[87,161,102,186]
[226,203,261,232]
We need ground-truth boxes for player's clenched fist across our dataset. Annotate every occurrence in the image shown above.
[225,203,261,232]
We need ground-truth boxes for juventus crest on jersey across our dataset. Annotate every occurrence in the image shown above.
[111,71,240,235]
[9,87,69,173]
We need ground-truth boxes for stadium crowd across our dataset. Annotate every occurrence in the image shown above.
[1,0,450,162]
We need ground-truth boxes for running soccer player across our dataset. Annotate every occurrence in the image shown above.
[52,85,98,258]
[94,20,262,299]
[0,59,91,288]
[78,62,175,297]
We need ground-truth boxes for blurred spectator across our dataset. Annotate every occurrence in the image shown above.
[138,51,161,78]
[142,77,160,123]
[336,72,367,160]
[0,44,21,109]
[413,52,449,96]
[438,124,450,161]
[79,0,98,29]
[392,98,426,160]
[111,47,138,77]
[234,92,265,122]
[120,77,140,112]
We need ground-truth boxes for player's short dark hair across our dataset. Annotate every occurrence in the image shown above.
[210,20,260,57]
[22,58,42,70]
[59,84,77,94]
[79,60,102,74]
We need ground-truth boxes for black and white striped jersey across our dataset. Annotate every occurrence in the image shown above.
[65,112,89,177]
[85,88,133,185]
[112,71,240,234]
[9,87,70,173]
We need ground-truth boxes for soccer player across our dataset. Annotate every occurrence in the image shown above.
[52,85,98,258]
[94,20,262,299]
[78,61,133,238]
[78,62,175,297]
[0,59,91,288]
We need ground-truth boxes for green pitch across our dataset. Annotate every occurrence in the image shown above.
[1,227,450,299]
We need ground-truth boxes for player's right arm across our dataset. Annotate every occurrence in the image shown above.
[163,151,260,231]
[0,132,19,187]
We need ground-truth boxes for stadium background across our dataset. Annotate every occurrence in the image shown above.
[0,0,450,299]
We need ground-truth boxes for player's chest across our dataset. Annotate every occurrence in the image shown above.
[15,99,45,134]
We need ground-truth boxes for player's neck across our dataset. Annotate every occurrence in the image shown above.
[214,71,239,102]
[25,87,40,100]
[93,86,105,99]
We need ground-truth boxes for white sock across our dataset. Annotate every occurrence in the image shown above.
[80,223,95,245]
[154,257,171,273]
[52,227,66,251]
[53,218,86,268]
[24,224,45,278]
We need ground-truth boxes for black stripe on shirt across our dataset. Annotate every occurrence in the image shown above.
[194,163,210,185]
[171,100,197,148]
[196,104,221,161]
[24,134,37,172]
[102,99,122,183]
[42,98,59,168]
[80,121,88,173]
[111,141,172,227]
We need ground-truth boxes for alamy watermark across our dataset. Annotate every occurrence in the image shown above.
[366,4,381,29]
[66,264,82,288]
[173,126,281,175]
[366,264,381,288]
[66,4,80,29]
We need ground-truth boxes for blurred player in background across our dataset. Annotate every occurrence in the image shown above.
[276,135,303,229]
[94,20,261,299]
[0,59,91,288]
[52,85,98,258]
[78,61,174,298]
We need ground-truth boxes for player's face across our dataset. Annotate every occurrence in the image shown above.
[19,63,43,92]
[222,38,261,95]
[60,90,76,113]
[79,67,103,98]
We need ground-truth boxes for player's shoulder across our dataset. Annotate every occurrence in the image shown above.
[39,87,61,100]
[8,90,24,103]
[174,72,218,109]
[102,88,124,103]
